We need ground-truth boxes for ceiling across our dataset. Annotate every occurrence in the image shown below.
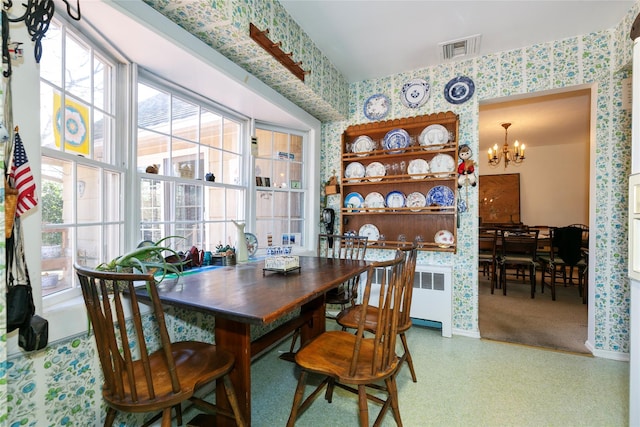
[280,1,634,84]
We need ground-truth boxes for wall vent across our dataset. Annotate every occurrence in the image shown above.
[439,34,481,61]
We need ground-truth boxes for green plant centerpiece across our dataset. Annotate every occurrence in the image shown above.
[96,236,186,282]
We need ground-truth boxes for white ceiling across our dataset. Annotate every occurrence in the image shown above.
[280,0,635,83]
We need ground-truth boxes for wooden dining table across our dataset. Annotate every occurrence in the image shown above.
[134,256,369,426]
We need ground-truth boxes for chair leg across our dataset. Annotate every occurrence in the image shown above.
[287,371,308,427]
[530,265,535,299]
[161,408,172,427]
[174,403,183,426]
[289,328,300,353]
[550,267,557,301]
[357,384,370,427]
[382,377,403,427]
[104,408,117,427]
[399,332,417,382]
[223,375,247,427]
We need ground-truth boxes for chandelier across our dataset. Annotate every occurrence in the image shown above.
[487,123,525,168]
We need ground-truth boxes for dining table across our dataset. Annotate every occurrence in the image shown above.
[134,255,369,426]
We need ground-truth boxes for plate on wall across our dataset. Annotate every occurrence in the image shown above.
[419,124,449,149]
[430,153,456,177]
[364,93,390,121]
[365,162,386,182]
[434,229,455,247]
[406,192,426,212]
[407,158,429,179]
[426,185,455,207]
[245,233,258,257]
[352,135,376,156]
[364,192,386,211]
[400,78,430,108]
[359,223,380,242]
[383,128,410,154]
[344,192,365,211]
[344,162,365,180]
[385,190,406,209]
[444,76,475,104]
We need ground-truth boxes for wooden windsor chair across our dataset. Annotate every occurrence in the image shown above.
[287,251,406,427]
[74,264,245,427]
[335,244,419,382]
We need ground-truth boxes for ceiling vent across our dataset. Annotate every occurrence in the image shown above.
[439,34,481,60]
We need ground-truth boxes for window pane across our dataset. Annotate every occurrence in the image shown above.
[41,227,72,296]
[141,178,165,224]
[42,157,72,224]
[273,131,289,154]
[201,110,222,148]
[227,189,245,220]
[256,190,273,217]
[256,128,272,157]
[290,134,303,162]
[104,170,121,223]
[206,186,225,220]
[274,192,288,219]
[223,118,239,152]
[223,151,241,185]
[290,192,303,218]
[65,34,92,102]
[77,165,101,223]
[172,97,199,142]
[40,84,57,149]
[40,22,62,86]
[138,84,170,134]
[93,58,108,111]
[172,140,200,178]
[204,146,221,184]
[138,130,170,175]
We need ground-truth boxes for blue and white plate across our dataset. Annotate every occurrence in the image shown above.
[444,76,475,105]
[344,192,365,211]
[400,78,430,108]
[385,190,406,209]
[352,135,376,156]
[426,185,455,207]
[364,93,390,121]
[344,162,365,180]
[383,128,410,154]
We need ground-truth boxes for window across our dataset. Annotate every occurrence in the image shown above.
[136,77,246,252]
[40,19,124,298]
[254,126,306,248]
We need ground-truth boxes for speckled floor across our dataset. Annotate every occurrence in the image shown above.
[177,323,629,427]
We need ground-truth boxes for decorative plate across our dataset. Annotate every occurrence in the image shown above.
[364,192,385,211]
[406,192,426,212]
[344,192,364,211]
[383,128,410,154]
[245,232,258,257]
[444,76,475,105]
[400,78,430,108]
[352,135,376,156]
[434,229,455,247]
[358,223,380,242]
[365,162,386,182]
[430,153,456,177]
[426,185,455,207]
[344,162,365,180]
[419,124,450,149]
[364,93,390,121]
[407,158,430,179]
[385,190,406,209]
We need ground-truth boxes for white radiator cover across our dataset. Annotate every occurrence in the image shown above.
[360,264,452,337]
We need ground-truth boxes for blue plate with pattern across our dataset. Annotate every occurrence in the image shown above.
[344,192,365,211]
[382,128,410,154]
[426,185,455,207]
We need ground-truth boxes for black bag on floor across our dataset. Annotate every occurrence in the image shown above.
[19,314,49,351]
[7,284,35,332]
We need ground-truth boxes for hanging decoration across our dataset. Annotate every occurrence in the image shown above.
[2,0,81,77]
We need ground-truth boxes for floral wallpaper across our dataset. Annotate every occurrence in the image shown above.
[2,0,639,425]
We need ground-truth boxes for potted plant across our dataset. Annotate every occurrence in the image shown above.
[96,236,186,282]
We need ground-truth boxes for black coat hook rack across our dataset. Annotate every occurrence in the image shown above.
[2,0,81,77]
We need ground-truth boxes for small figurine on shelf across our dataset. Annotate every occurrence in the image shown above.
[457,144,477,189]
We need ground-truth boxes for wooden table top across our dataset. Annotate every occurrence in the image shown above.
[135,256,369,325]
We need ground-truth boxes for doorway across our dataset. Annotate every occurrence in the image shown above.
[477,87,591,353]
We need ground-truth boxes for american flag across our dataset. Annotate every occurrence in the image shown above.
[9,131,38,216]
